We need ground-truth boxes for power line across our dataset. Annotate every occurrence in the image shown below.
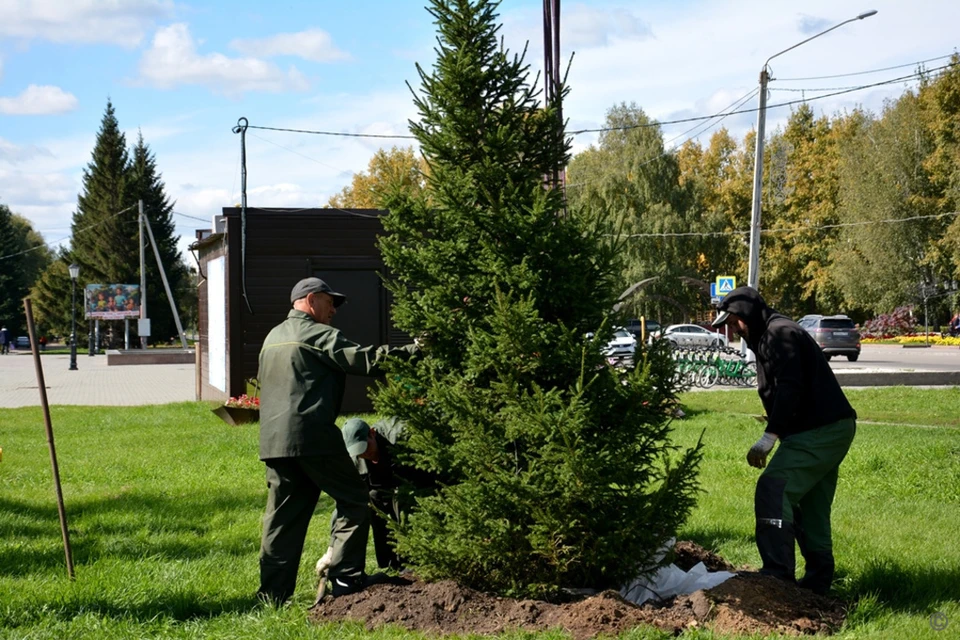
[774,53,956,82]
[245,124,416,140]
[613,211,960,239]
[231,62,957,146]
[569,63,957,135]
[172,210,210,223]
[566,87,759,191]
[0,204,138,262]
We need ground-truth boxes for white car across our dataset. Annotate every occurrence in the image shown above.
[651,324,728,348]
[603,328,637,359]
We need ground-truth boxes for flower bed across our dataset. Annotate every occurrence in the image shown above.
[212,394,260,426]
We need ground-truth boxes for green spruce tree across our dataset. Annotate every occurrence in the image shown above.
[32,102,189,344]
[73,100,138,284]
[0,203,31,335]
[376,0,702,597]
[130,131,189,342]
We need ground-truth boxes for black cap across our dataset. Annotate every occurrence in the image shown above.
[290,277,347,307]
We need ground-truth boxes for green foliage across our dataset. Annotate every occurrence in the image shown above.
[130,131,190,342]
[1,395,958,639]
[375,0,702,597]
[0,204,29,334]
[567,104,707,320]
[830,93,946,315]
[327,146,428,209]
[30,102,190,344]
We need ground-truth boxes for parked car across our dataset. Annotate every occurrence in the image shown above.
[650,324,729,348]
[798,314,861,361]
[625,318,661,340]
[603,327,637,359]
[15,336,30,349]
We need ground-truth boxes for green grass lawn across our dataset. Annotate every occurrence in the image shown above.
[1,389,958,639]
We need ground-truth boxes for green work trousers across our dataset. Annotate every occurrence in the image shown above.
[258,454,370,603]
[754,417,856,587]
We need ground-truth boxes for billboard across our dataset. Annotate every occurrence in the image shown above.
[85,284,141,319]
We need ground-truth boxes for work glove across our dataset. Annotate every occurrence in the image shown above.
[747,432,778,469]
[315,547,333,578]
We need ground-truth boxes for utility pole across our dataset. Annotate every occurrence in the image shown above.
[745,10,877,293]
[746,68,769,292]
[139,199,148,349]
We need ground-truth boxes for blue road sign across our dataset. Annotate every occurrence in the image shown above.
[716,276,736,296]
[710,283,717,297]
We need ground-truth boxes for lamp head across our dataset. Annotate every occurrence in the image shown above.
[68,263,80,280]
[857,10,877,19]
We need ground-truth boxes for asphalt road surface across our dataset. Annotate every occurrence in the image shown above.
[827,344,960,372]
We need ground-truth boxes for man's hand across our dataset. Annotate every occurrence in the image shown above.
[747,432,778,469]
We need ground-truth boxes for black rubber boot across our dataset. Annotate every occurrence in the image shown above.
[797,550,835,595]
[756,519,797,583]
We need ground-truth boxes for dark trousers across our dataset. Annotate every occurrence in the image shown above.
[370,488,402,570]
[754,418,856,593]
[258,454,370,603]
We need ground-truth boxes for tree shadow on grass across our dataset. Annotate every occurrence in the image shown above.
[677,524,755,555]
[0,489,273,577]
[837,557,960,613]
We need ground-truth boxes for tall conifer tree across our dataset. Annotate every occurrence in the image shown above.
[72,100,137,284]
[0,203,30,334]
[130,132,188,342]
[376,0,702,596]
[32,102,189,343]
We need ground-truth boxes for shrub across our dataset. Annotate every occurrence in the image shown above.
[862,305,916,339]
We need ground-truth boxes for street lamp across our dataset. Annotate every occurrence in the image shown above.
[68,263,79,371]
[746,10,878,292]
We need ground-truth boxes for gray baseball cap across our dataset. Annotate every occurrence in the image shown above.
[342,418,371,457]
[290,277,346,307]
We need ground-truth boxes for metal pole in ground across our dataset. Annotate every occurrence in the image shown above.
[24,298,75,580]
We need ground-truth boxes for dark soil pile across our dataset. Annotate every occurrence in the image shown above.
[310,542,846,638]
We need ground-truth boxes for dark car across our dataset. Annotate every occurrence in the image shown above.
[799,314,861,361]
[625,318,661,340]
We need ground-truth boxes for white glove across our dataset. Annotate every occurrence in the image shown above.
[747,432,778,469]
[315,548,333,577]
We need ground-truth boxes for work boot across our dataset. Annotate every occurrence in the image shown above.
[797,550,835,595]
[756,519,796,583]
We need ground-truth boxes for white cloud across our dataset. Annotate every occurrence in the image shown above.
[0,0,172,47]
[0,85,79,115]
[563,4,652,48]
[0,138,55,164]
[229,28,350,63]
[138,23,310,96]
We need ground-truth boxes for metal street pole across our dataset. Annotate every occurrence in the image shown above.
[68,263,79,371]
[746,9,877,292]
[139,199,148,350]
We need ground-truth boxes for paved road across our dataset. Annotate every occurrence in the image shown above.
[826,343,960,372]
[0,343,957,409]
[0,352,195,409]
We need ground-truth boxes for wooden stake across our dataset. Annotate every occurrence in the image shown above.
[24,298,75,580]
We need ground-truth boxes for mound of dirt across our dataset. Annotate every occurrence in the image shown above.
[310,542,846,638]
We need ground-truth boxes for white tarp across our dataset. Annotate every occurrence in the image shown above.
[619,538,736,605]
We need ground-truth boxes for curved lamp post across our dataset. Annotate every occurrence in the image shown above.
[68,263,79,371]
[746,10,878,292]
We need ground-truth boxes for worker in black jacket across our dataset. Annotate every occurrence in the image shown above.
[713,286,857,595]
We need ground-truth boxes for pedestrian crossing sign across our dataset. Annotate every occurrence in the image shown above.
[716,276,736,296]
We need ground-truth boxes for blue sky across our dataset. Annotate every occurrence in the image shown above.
[1,0,958,260]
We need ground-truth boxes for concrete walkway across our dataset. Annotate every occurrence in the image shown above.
[0,352,195,408]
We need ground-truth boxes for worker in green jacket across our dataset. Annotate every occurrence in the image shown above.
[316,416,440,576]
[256,277,417,603]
